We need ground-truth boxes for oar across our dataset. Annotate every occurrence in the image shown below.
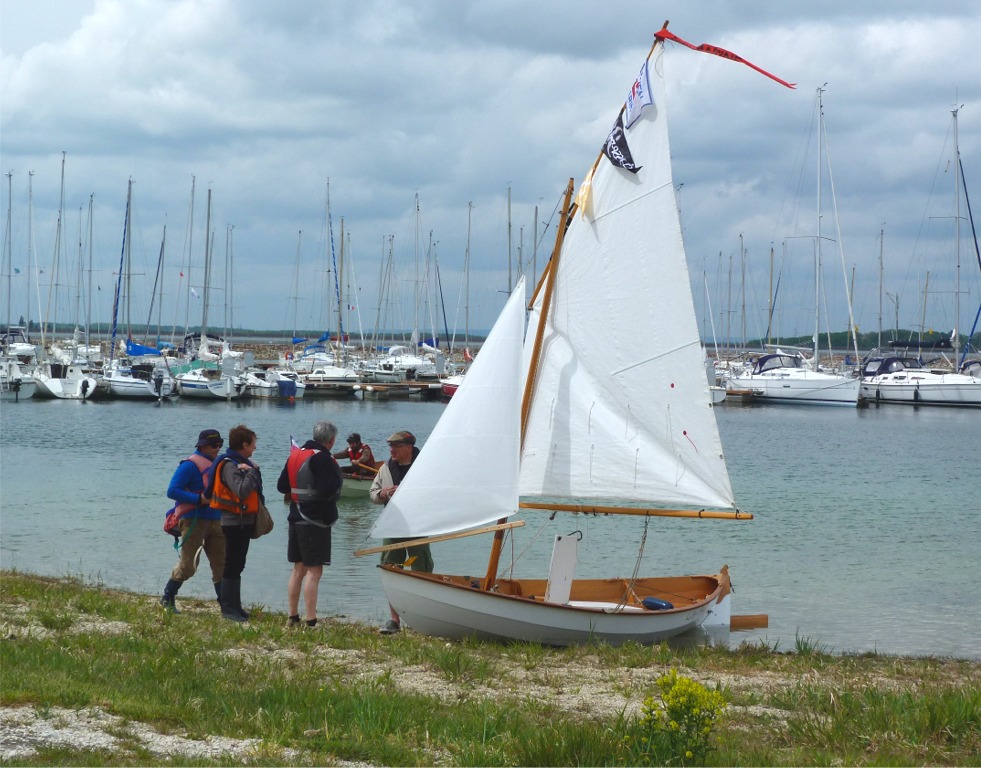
[352,460,379,474]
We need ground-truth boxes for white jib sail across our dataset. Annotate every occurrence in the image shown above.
[519,46,735,511]
[370,277,527,539]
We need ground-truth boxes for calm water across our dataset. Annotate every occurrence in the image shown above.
[1,394,978,659]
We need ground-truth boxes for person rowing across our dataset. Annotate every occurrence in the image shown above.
[332,432,377,477]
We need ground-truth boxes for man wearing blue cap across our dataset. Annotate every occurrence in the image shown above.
[159,428,225,612]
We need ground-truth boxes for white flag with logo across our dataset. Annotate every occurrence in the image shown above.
[624,59,653,128]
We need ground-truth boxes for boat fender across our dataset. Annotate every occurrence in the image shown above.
[641,597,674,611]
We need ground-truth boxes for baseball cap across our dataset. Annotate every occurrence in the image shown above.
[196,428,223,448]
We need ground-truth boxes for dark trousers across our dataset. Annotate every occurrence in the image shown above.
[222,524,252,579]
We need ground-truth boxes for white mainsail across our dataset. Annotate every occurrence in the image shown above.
[370,278,527,538]
[519,48,735,511]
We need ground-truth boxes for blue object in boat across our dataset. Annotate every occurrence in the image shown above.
[642,597,674,611]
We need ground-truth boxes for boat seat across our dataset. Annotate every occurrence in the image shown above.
[544,534,578,604]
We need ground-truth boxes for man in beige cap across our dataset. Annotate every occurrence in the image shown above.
[369,430,433,634]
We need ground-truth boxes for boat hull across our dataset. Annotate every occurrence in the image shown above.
[33,371,99,400]
[104,374,175,399]
[177,377,242,399]
[861,376,981,406]
[339,475,373,498]
[379,565,730,646]
[729,371,859,405]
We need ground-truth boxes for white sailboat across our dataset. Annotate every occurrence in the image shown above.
[103,181,176,400]
[860,107,981,407]
[361,29,764,646]
[727,88,859,406]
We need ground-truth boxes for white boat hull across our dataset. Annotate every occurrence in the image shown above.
[729,371,860,405]
[177,377,242,399]
[0,377,37,401]
[105,374,175,399]
[33,370,99,400]
[861,376,981,406]
[379,565,730,646]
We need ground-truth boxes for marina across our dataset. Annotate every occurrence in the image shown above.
[1,394,977,660]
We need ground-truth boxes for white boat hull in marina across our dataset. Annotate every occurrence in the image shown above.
[861,374,981,406]
[104,362,176,399]
[0,359,37,401]
[32,366,100,400]
[726,353,860,405]
[729,370,860,405]
[176,374,244,400]
[379,566,731,646]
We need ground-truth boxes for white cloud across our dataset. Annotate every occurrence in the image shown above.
[1,0,979,345]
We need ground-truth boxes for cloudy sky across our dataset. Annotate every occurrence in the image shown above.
[2,0,980,349]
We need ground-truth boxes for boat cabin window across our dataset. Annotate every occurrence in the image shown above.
[755,354,801,374]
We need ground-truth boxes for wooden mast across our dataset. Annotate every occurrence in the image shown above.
[481,178,576,591]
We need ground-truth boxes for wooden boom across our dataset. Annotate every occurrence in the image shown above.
[519,501,753,520]
[354,521,525,557]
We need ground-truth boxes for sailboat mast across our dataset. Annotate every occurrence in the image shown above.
[86,194,94,349]
[814,86,825,367]
[200,187,212,340]
[878,227,884,349]
[482,177,575,591]
[183,176,195,338]
[27,173,34,341]
[3,172,11,334]
[953,105,962,357]
[43,151,67,349]
[507,184,512,293]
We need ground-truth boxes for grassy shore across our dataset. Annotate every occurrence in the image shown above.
[1,570,978,766]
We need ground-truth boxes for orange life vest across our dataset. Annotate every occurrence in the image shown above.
[209,458,260,515]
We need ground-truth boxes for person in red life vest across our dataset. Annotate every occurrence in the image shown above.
[160,428,224,612]
[208,424,264,623]
[276,420,343,629]
[332,432,377,477]
[369,430,432,635]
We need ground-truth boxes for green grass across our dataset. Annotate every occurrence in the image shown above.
[2,569,979,766]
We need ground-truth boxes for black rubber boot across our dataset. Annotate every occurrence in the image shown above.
[160,578,182,613]
[220,578,246,622]
[213,581,222,605]
[235,579,250,621]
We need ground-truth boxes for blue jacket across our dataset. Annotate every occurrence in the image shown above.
[167,450,220,521]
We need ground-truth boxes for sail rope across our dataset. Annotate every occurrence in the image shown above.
[614,515,650,612]
[499,516,552,580]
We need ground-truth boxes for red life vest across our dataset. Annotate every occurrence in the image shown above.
[287,446,322,503]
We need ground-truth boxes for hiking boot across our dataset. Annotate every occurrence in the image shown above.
[159,594,180,613]
[160,578,182,613]
[379,619,401,635]
[287,615,301,628]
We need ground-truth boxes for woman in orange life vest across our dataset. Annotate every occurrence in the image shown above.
[277,419,343,628]
[332,432,376,477]
[209,424,264,623]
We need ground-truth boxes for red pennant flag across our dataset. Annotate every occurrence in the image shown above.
[655,28,796,89]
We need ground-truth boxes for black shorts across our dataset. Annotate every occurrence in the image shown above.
[288,521,332,566]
